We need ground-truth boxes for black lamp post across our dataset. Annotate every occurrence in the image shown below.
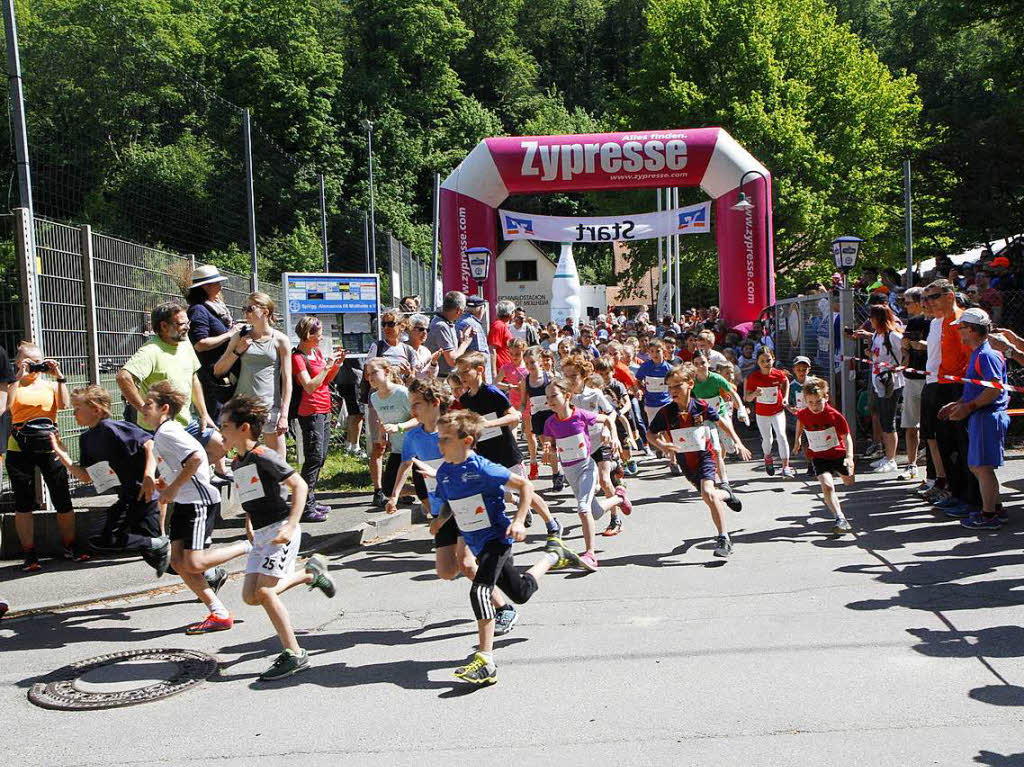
[730,170,772,308]
[831,236,864,282]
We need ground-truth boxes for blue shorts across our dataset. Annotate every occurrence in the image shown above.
[185,420,215,448]
[678,450,717,487]
[967,410,1008,468]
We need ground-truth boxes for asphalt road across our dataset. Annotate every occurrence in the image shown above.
[3,454,1024,766]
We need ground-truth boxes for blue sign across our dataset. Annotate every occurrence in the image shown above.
[284,274,379,314]
[677,206,708,231]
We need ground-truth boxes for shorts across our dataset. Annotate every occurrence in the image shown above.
[531,410,552,436]
[184,420,214,448]
[920,382,941,440]
[967,410,1009,468]
[262,407,282,435]
[433,514,460,548]
[245,520,301,578]
[811,456,851,477]
[875,389,902,434]
[591,445,615,464]
[677,451,716,487]
[902,378,925,429]
[169,501,221,550]
[339,383,362,416]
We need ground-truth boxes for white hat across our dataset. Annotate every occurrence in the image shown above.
[190,265,228,289]
[952,307,991,327]
[793,355,812,366]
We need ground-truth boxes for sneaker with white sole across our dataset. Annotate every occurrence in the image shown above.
[898,465,919,481]
[713,535,733,558]
[494,605,519,636]
[832,517,853,535]
[873,459,898,473]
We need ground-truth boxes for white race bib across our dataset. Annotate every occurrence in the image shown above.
[795,391,806,410]
[703,395,723,414]
[669,425,708,453]
[646,376,667,393]
[233,463,265,504]
[757,386,779,405]
[530,394,550,412]
[448,493,493,532]
[555,433,589,463]
[806,426,840,453]
[86,461,120,494]
[420,458,444,493]
[478,412,502,442]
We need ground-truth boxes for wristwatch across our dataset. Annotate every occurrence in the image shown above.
[55,377,67,383]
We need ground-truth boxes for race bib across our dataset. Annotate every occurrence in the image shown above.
[795,391,806,410]
[448,493,493,532]
[806,426,840,453]
[757,386,779,405]
[556,433,589,463]
[530,394,550,412]
[233,463,265,504]
[419,458,444,493]
[86,461,120,494]
[669,425,708,453]
[646,376,667,393]
[478,412,502,442]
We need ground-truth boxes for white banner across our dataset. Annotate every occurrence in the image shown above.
[499,201,711,243]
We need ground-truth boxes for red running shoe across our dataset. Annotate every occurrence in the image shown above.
[528,462,539,480]
[185,614,234,635]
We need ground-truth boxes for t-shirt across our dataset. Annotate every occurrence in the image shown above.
[425,314,459,375]
[434,452,512,555]
[122,337,201,426]
[870,330,904,397]
[789,378,806,410]
[939,307,970,380]
[152,419,219,506]
[458,313,492,383]
[187,301,233,370]
[744,368,787,416]
[488,318,514,371]
[498,363,527,409]
[366,339,416,376]
[649,398,719,473]
[797,404,849,460]
[903,315,930,380]
[401,425,444,516]
[544,407,599,467]
[636,359,674,407]
[292,347,332,416]
[926,317,942,384]
[613,362,638,390]
[231,445,295,529]
[370,385,411,453]
[80,419,153,501]
[460,384,522,467]
[7,380,60,452]
[692,372,732,417]
[962,342,1009,415]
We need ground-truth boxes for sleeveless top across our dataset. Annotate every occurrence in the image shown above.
[236,332,282,410]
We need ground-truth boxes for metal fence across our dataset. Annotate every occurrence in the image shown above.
[385,231,435,310]
[771,294,836,391]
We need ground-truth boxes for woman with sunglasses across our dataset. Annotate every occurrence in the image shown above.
[214,292,292,456]
[407,313,443,380]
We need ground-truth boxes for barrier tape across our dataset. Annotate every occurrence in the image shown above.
[840,355,1024,394]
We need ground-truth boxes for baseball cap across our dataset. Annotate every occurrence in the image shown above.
[991,256,1010,268]
[952,307,991,326]
[793,356,812,366]
[465,295,485,307]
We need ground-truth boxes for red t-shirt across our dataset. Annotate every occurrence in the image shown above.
[744,368,787,416]
[292,348,331,416]
[613,362,638,390]
[677,348,695,363]
[488,319,513,370]
[796,404,849,460]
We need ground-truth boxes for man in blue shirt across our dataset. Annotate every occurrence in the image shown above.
[457,296,492,384]
[939,308,1009,529]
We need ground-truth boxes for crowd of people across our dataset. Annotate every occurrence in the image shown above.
[0,256,1016,684]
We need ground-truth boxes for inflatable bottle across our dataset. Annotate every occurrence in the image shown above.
[550,242,582,327]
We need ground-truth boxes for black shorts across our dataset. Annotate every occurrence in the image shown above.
[433,514,460,548]
[169,501,221,550]
[531,410,551,436]
[591,445,615,464]
[920,382,940,440]
[339,383,361,415]
[811,456,851,477]
[876,389,902,434]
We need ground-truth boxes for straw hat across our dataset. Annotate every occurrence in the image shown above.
[190,265,228,289]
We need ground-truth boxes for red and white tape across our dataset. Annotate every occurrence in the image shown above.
[840,355,1024,394]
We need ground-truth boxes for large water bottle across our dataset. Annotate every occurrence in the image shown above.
[550,242,582,327]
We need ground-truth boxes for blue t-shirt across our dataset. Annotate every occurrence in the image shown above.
[401,425,444,516]
[963,342,1008,414]
[635,359,674,407]
[434,452,512,555]
[79,418,154,501]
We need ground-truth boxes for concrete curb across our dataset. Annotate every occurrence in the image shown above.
[4,508,417,620]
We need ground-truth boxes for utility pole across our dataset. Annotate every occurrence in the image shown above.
[904,158,913,288]
[362,119,377,275]
[242,108,258,291]
[319,173,329,272]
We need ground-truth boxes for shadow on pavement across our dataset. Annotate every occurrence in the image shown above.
[975,749,1024,765]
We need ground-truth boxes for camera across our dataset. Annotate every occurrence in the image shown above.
[239,324,252,338]
[28,361,49,373]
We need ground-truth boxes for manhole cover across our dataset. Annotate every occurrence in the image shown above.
[28,648,218,710]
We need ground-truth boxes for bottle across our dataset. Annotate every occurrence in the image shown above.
[550,242,582,328]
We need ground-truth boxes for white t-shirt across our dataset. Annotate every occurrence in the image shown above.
[925,317,942,384]
[153,420,219,506]
[870,330,905,396]
[509,324,529,342]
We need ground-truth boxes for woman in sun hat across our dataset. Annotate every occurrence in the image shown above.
[187,265,244,424]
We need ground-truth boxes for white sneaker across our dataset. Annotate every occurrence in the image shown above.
[898,465,919,481]
[869,456,888,469]
[873,459,898,473]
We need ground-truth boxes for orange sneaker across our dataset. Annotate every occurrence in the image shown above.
[185,613,234,635]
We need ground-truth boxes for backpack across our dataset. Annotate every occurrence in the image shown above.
[288,348,310,421]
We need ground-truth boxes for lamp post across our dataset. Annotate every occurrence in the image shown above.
[831,235,864,283]
[361,118,377,275]
[831,236,863,430]
[730,170,772,308]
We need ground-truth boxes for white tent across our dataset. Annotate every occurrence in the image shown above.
[901,234,1022,277]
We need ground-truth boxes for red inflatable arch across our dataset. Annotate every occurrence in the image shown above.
[440,128,774,323]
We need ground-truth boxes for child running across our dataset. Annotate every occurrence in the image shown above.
[520,346,549,481]
[431,411,579,685]
[542,378,633,570]
[647,365,751,558]
[744,348,793,477]
[793,377,855,535]
[366,358,414,510]
[691,351,745,511]
[219,395,337,680]
[142,381,251,635]
[786,356,814,476]
[635,339,675,470]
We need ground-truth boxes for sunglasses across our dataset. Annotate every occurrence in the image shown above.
[243,305,258,313]
[922,293,943,301]
[382,321,397,328]
[412,326,427,332]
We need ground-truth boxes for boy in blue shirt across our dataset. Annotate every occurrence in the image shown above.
[430,410,580,685]
[635,339,676,470]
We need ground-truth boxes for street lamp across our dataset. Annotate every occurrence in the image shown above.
[831,236,864,280]
[361,118,376,275]
[730,170,772,307]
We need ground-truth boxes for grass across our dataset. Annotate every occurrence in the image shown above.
[313,448,373,493]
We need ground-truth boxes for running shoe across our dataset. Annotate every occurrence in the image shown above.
[601,517,623,536]
[259,648,309,681]
[305,554,336,598]
[579,551,600,572]
[669,462,682,476]
[935,495,962,510]
[546,517,564,541]
[898,465,919,481]
[625,459,639,476]
[929,488,953,506]
[453,653,497,685]
[21,552,41,573]
[151,536,171,578]
[206,566,228,595]
[997,504,1009,523]
[63,544,90,562]
[832,517,853,535]
[372,489,387,508]
[764,457,775,476]
[528,462,539,480]
[961,512,1003,530]
[861,441,882,458]
[185,613,234,635]
[713,535,733,558]
[352,447,368,460]
[724,492,743,512]
[549,539,589,572]
[615,486,633,516]
[0,597,8,620]
[780,466,796,478]
[524,509,534,528]
[301,508,329,523]
[869,455,889,469]
[494,605,519,636]
[314,503,332,514]
[942,502,973,519]
[552,473,566,492]
[873,459,898,473]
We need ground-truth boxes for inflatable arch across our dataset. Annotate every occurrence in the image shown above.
[440,128,774,323]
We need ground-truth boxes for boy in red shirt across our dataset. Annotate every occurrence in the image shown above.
[794,377,854,535]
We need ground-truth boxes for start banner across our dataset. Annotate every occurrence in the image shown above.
[499,201,711,243]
